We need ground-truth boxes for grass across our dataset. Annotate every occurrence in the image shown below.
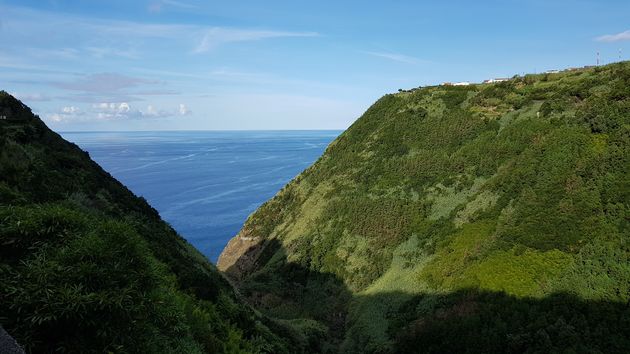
[223,62,630,353]
[454,190,500,227]
[464,248,574,297]
[426,176,487,220]
[419,221,495,290]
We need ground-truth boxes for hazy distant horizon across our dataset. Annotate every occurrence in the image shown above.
[59,128,345,133]
[62,129,339,262]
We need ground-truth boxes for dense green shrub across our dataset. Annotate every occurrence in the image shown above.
[229,62,630,353]
[0,91,296,353]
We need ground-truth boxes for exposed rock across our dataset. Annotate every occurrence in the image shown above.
[217,232,266,280]
[0,326,25,354]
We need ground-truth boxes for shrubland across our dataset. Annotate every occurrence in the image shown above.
[0,92,302,353]
[221,62,630,353]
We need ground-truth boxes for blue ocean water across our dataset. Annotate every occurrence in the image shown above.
[61,130,340,262]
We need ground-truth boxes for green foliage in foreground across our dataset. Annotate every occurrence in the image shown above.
[390,289,630,354]
[228,63,630,352]
[0,92,299,353]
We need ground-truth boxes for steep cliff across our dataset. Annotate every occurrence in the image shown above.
[219,62,630,353]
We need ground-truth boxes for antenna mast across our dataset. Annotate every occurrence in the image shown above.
[597,51,600,66]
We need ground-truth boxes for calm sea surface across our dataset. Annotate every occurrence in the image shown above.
[61,131,340,262]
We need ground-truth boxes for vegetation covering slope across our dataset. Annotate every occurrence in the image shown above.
[0,91,301,353]
[219,62,630,353]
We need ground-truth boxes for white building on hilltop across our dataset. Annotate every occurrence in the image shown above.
[483,78,509,84]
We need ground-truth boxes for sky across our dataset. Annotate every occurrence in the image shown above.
[1,0,630,131]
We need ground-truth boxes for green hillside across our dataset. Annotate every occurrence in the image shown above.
[0,92,301,353]
[218,62,630,353]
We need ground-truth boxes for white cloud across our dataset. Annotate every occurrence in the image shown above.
[62,106,80,114]
[49,114,64,122]
[94,102,161,120]
[142,105,173,118]
[596,30,630,42]
[47,105,85,122]
[194,28,319,53]
[179,103,191,115]
[93,102,131,114]
[364,51,420,64]
[2,6,318,56]
[46,102,190,123]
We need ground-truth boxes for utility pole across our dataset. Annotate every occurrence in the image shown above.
[619,48,622,61]
[597,51,600,66]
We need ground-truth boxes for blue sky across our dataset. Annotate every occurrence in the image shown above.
[1,0,629,131]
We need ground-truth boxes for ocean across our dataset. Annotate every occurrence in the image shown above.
[61,130,340,262]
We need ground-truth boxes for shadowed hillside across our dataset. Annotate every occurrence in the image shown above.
[0,92,300,353]
[223,239,630,353]
[220,62,630,352]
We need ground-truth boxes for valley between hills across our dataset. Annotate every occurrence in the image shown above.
[1,61,629,353]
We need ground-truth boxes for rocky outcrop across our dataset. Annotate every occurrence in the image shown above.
[0,326,25,354]
[217,232,266,280]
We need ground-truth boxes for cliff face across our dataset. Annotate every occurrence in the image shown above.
[220,63,630,353]
[0,326,24,354]
[217,232,265,280]
[0,92,296,353]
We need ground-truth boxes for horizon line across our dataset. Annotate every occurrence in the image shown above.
[58,128,346,133]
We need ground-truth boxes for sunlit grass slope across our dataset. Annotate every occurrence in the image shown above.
[224,62,630,353]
